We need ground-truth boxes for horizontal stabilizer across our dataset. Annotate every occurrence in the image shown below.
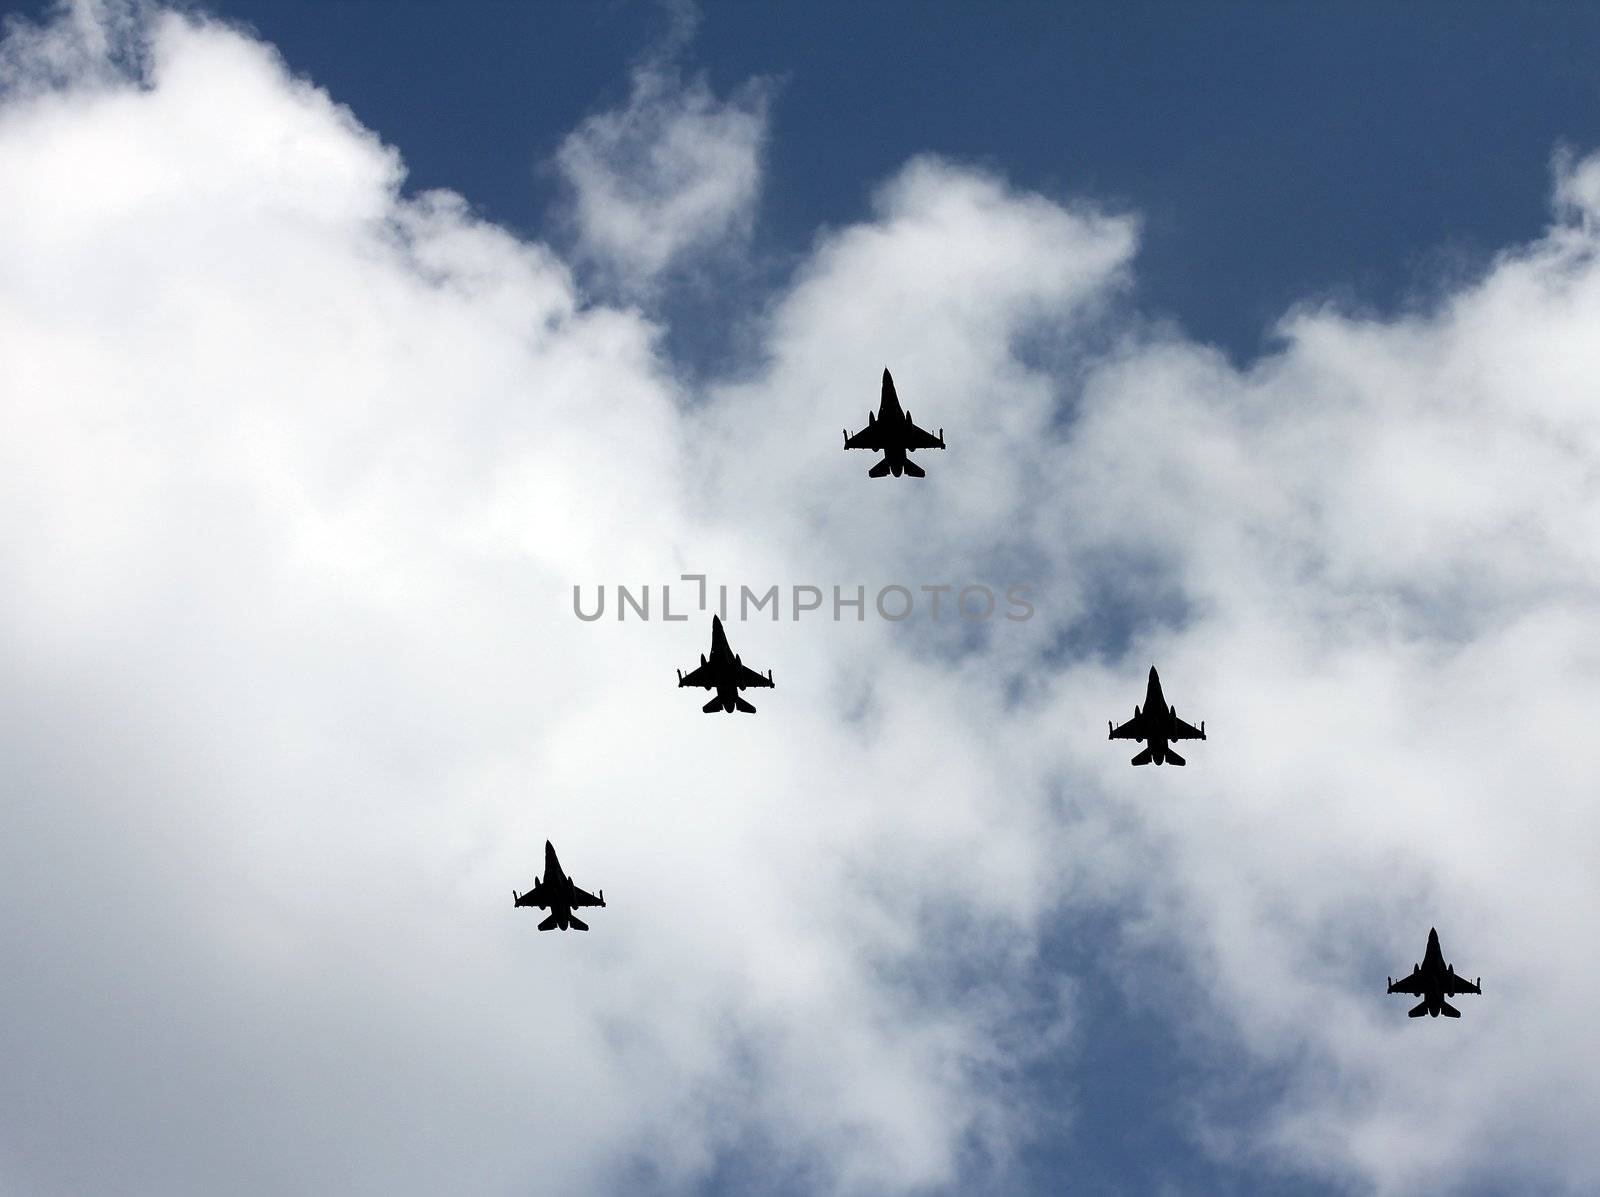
[538,912,560,931]
[1165,748,1186,767]
[1440,1000,1461,1018]
[702,695,724,713]
[901,459,926,478]
[1409,1000,1428,1017]
[868,458,894,478]
[567,915,589,932]
[734,696,757,713]
[1130,748,1153,766]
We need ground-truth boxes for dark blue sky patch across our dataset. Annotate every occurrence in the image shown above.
[1012,907,1348,1197]
[117,0,1600,375]
[1038,545,1195,671]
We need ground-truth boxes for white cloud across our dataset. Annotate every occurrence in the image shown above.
[1025,170,1600,1191]
[0,7,1057,1195]
[5,4,1600,1196]
[554,50,770,291]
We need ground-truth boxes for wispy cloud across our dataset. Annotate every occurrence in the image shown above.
[553,20,772,294]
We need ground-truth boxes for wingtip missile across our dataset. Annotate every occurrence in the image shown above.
[938,428,945,448]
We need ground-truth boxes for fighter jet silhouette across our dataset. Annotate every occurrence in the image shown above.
[1108,666,1206,765]
[843,368,945,477]
[514,840,605,931]
[1387,927,1481,1017]
[677,614,774,713]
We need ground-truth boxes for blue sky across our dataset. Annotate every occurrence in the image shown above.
[5,3,1600,1195]
[160,0,1600,369]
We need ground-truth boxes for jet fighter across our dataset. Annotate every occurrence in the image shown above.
[843,368,945,477]
[1387,927,1481,1018]
[1108,666,1206,766]
[677,614,774,713]
[514,840,605,931]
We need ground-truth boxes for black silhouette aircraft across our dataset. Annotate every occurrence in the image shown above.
[514,840,605,931]
[1108,666,1206,765]
[1387,927,1480,1018]
[843,368,945,477]
[677,615,774,712]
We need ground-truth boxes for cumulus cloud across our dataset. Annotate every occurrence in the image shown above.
[1041,209,1600,1191]
[5,3,1600,1196]
[0,6,1059,1195]
[553,41,771,291]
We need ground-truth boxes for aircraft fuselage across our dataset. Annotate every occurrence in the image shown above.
[876,394,912,474]
[1142,670,1173,763]
[1416,930,1451,1015]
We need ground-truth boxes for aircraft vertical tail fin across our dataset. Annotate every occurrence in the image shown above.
[1130,748,1153,766]
[1408,1000,1428,1017]
[1440,1001,1461,1018]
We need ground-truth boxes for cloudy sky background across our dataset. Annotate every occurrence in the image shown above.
[4,2,1600,1193]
